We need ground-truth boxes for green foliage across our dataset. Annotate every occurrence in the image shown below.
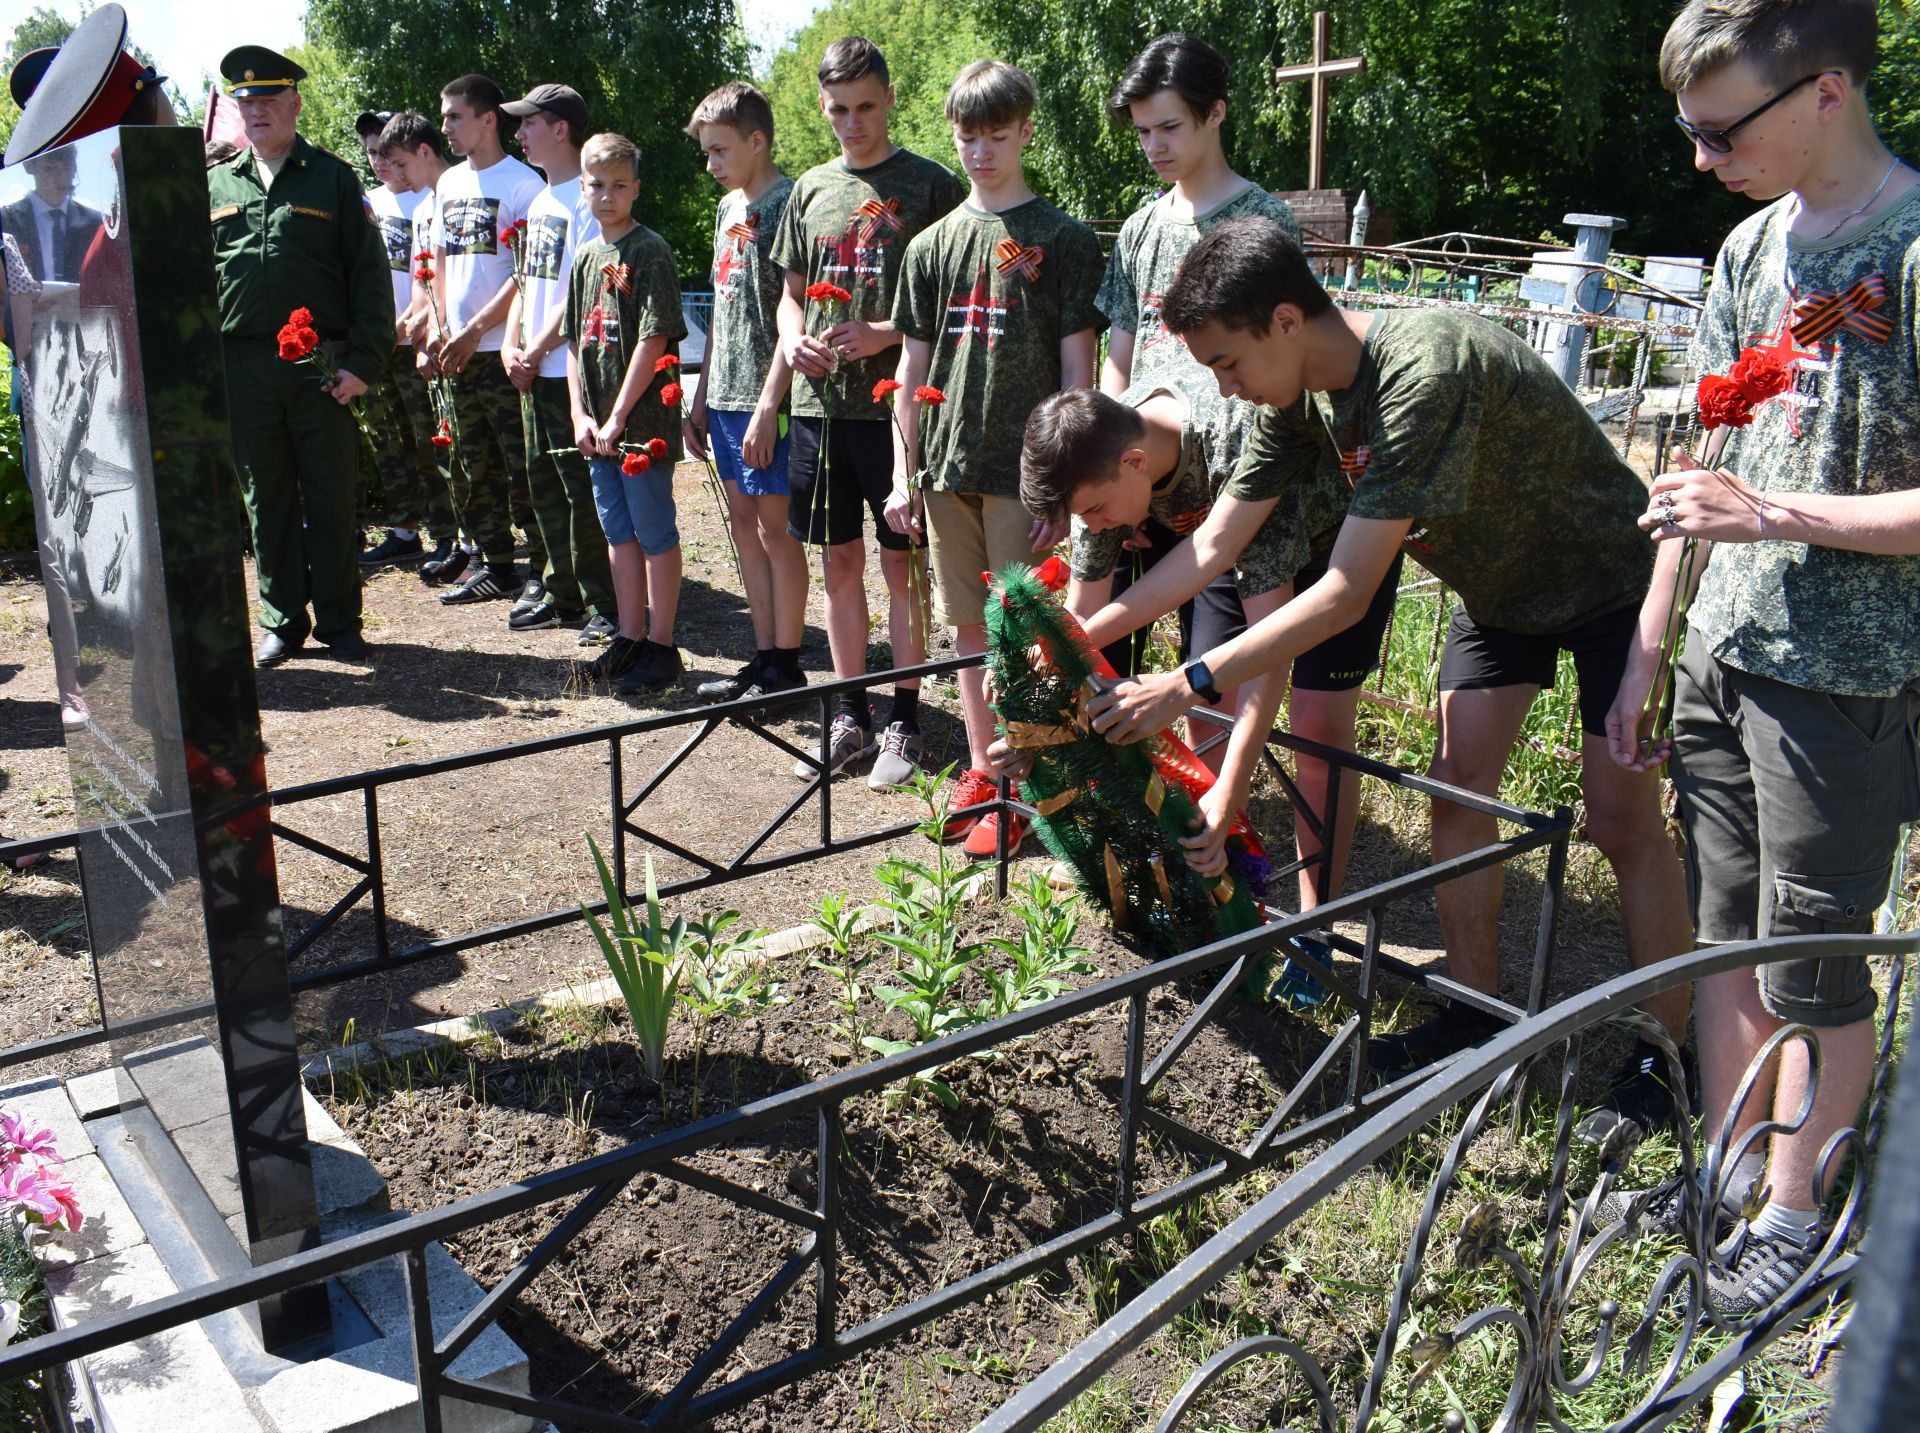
[0,351,35,555]
[304,0,747,273]
[580,838,681,1082]
[286,39,379,185]
[1874,0,1920,162]
[0,1213,51,1430]
[762,0,986,180]
[679,908,782,1116]
[977,872,1098,1021]
[808,889,875,1051]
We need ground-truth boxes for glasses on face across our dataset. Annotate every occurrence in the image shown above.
[1675,71,1832,154]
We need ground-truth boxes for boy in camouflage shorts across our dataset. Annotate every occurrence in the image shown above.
[1017,375,1401,911]
[1606,0,1920,1317]
[886,60,1104,855]
[1078,218,1693,1090]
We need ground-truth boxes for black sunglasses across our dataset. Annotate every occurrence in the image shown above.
[1675,72,1832,154]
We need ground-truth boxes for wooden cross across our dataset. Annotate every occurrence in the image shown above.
[1274,9,1365,191]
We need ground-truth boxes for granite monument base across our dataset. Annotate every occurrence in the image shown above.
[2,1071,534,1433]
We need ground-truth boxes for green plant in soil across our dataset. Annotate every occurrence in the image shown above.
[976,871,1097,1022]
[679,909,784,1118]
[580,837,681,1084]
[808,890,874,1055]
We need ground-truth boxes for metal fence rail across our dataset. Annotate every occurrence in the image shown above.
[0,740,1572,1431]
[978,933,1916,1433]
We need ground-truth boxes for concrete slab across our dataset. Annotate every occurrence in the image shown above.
[65,1068,134,1121]
[312,1140,390,1223]
[46,1241,262,1432]
[1,1075,95,1159]
[32,1153,146,1275]
[257,1327,531,1433]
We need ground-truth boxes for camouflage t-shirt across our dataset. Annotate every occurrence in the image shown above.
[1070,378,1320,598]
[769,147,965,421]
[1687,187,1920,697]
[893,197,1106,496]
[1227,308,1654,634]
[562,223,687,456]
[706,176,794,412]
[1098,183,1300,390]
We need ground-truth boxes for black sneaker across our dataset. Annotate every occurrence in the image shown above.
[440,564,518,605]
[1367,1008,1504,1076]
[577,614,616,647]
[509,579,546,616]
[695,657,764,703]
[1576,1040,1696,1148]
[508,601,580,632]
[1708,1223,1817,1318]
[616,641,685,694]
[420,545,471,586]
[581,635,644,686]
[361,530,424,564]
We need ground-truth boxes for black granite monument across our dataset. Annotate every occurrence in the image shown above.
[4,124,328,1351]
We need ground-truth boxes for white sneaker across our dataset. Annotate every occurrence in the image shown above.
[792,711,876,779]
[867,721,923,790]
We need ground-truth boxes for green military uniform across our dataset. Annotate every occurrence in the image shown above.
[206,47,393,649]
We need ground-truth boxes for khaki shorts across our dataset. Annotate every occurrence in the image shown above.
[925,490,1041,628]
[1671,641,1919,1027]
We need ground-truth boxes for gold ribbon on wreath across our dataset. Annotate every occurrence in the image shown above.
[1103,843,1129,931]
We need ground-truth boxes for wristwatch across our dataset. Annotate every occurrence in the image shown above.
[1182,659,1222,705]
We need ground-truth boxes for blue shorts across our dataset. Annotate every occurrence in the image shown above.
[589,456,680,555]
[708,408,791,498]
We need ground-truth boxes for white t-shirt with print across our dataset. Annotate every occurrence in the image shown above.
[521,177,599,380]
[368,185,430,340]
[433,153,544,353]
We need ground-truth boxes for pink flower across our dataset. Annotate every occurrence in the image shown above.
[0,1162,83,1232]
[0,1111,61,1166]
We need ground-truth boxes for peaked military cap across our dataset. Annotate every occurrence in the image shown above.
[221,46,306,98]
[3,5,165,168]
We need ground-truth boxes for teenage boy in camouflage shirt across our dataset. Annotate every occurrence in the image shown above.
[563,133,689,696]
[1017,376,1400,911]
[772,36,965,782]
[1604,0,1920,1317]
[683,82,809,709]
[1094,33,1300,689]
[1079,217,1694,1088]
[886,60,1104,855]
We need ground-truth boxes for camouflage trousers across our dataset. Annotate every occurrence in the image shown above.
[448,361,546,574]
[524,376,615,617]
[364,346,457,538]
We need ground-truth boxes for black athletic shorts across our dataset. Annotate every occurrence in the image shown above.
[1436,599,1639,736]
[786,414,912,551]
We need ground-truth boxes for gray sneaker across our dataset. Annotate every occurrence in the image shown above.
[792,712,875,780]
[867,721,923,790]
[1707,1223,1817,1318]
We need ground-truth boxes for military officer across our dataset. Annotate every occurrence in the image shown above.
[206,45,393,666]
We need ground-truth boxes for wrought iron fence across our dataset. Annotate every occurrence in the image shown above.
[978,933,1915,1433]
[0,717,1574,1431]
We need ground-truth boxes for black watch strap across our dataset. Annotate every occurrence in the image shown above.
[1183,659,1222,705]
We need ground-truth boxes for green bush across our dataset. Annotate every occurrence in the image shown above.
[0,348,36,555]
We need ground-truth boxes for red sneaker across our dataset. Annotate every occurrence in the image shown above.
[963,809,1029,860]
[941,768,996,842]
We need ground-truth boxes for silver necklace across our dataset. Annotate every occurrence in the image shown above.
[1801,157,1905,241]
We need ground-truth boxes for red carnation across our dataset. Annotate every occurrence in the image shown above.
[431,420,453,450]
[1728,350,1791,404]
[414,266,434,282]
[660,382,683,407]
[654,354,680,373]
[914,384,946,406]
[414,250,432,263]
[288,307,314,328]
[1696,373,1757,430]
[646,437,668,460]
[622,451,651,476]
[805,281,852,304]
[872,378,902,402]
[276,322,319,362]
[277,334,305,361]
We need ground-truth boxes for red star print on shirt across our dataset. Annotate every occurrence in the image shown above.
[581,302,616,345]
[1744,305,1829,438]
[1138,292,1172,352]
[715,216,757,291]
[816,227,860,290]
[946,264,1007,349]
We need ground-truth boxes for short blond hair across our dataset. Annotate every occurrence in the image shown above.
[944,60,1036,130]
[1659,0,1879,91]
[581,131,641,179]
[686,81,774,143]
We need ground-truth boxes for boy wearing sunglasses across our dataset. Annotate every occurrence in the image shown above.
[1604,0,1920,1316]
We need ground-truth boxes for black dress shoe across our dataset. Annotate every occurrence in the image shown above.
[420,545,472,586]
[315,629,370,661]
[255,631,304,668]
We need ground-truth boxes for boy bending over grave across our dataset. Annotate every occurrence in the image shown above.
[1073,218,1694,1105]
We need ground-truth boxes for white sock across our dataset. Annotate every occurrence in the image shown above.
[1748,1200,1818,1248]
